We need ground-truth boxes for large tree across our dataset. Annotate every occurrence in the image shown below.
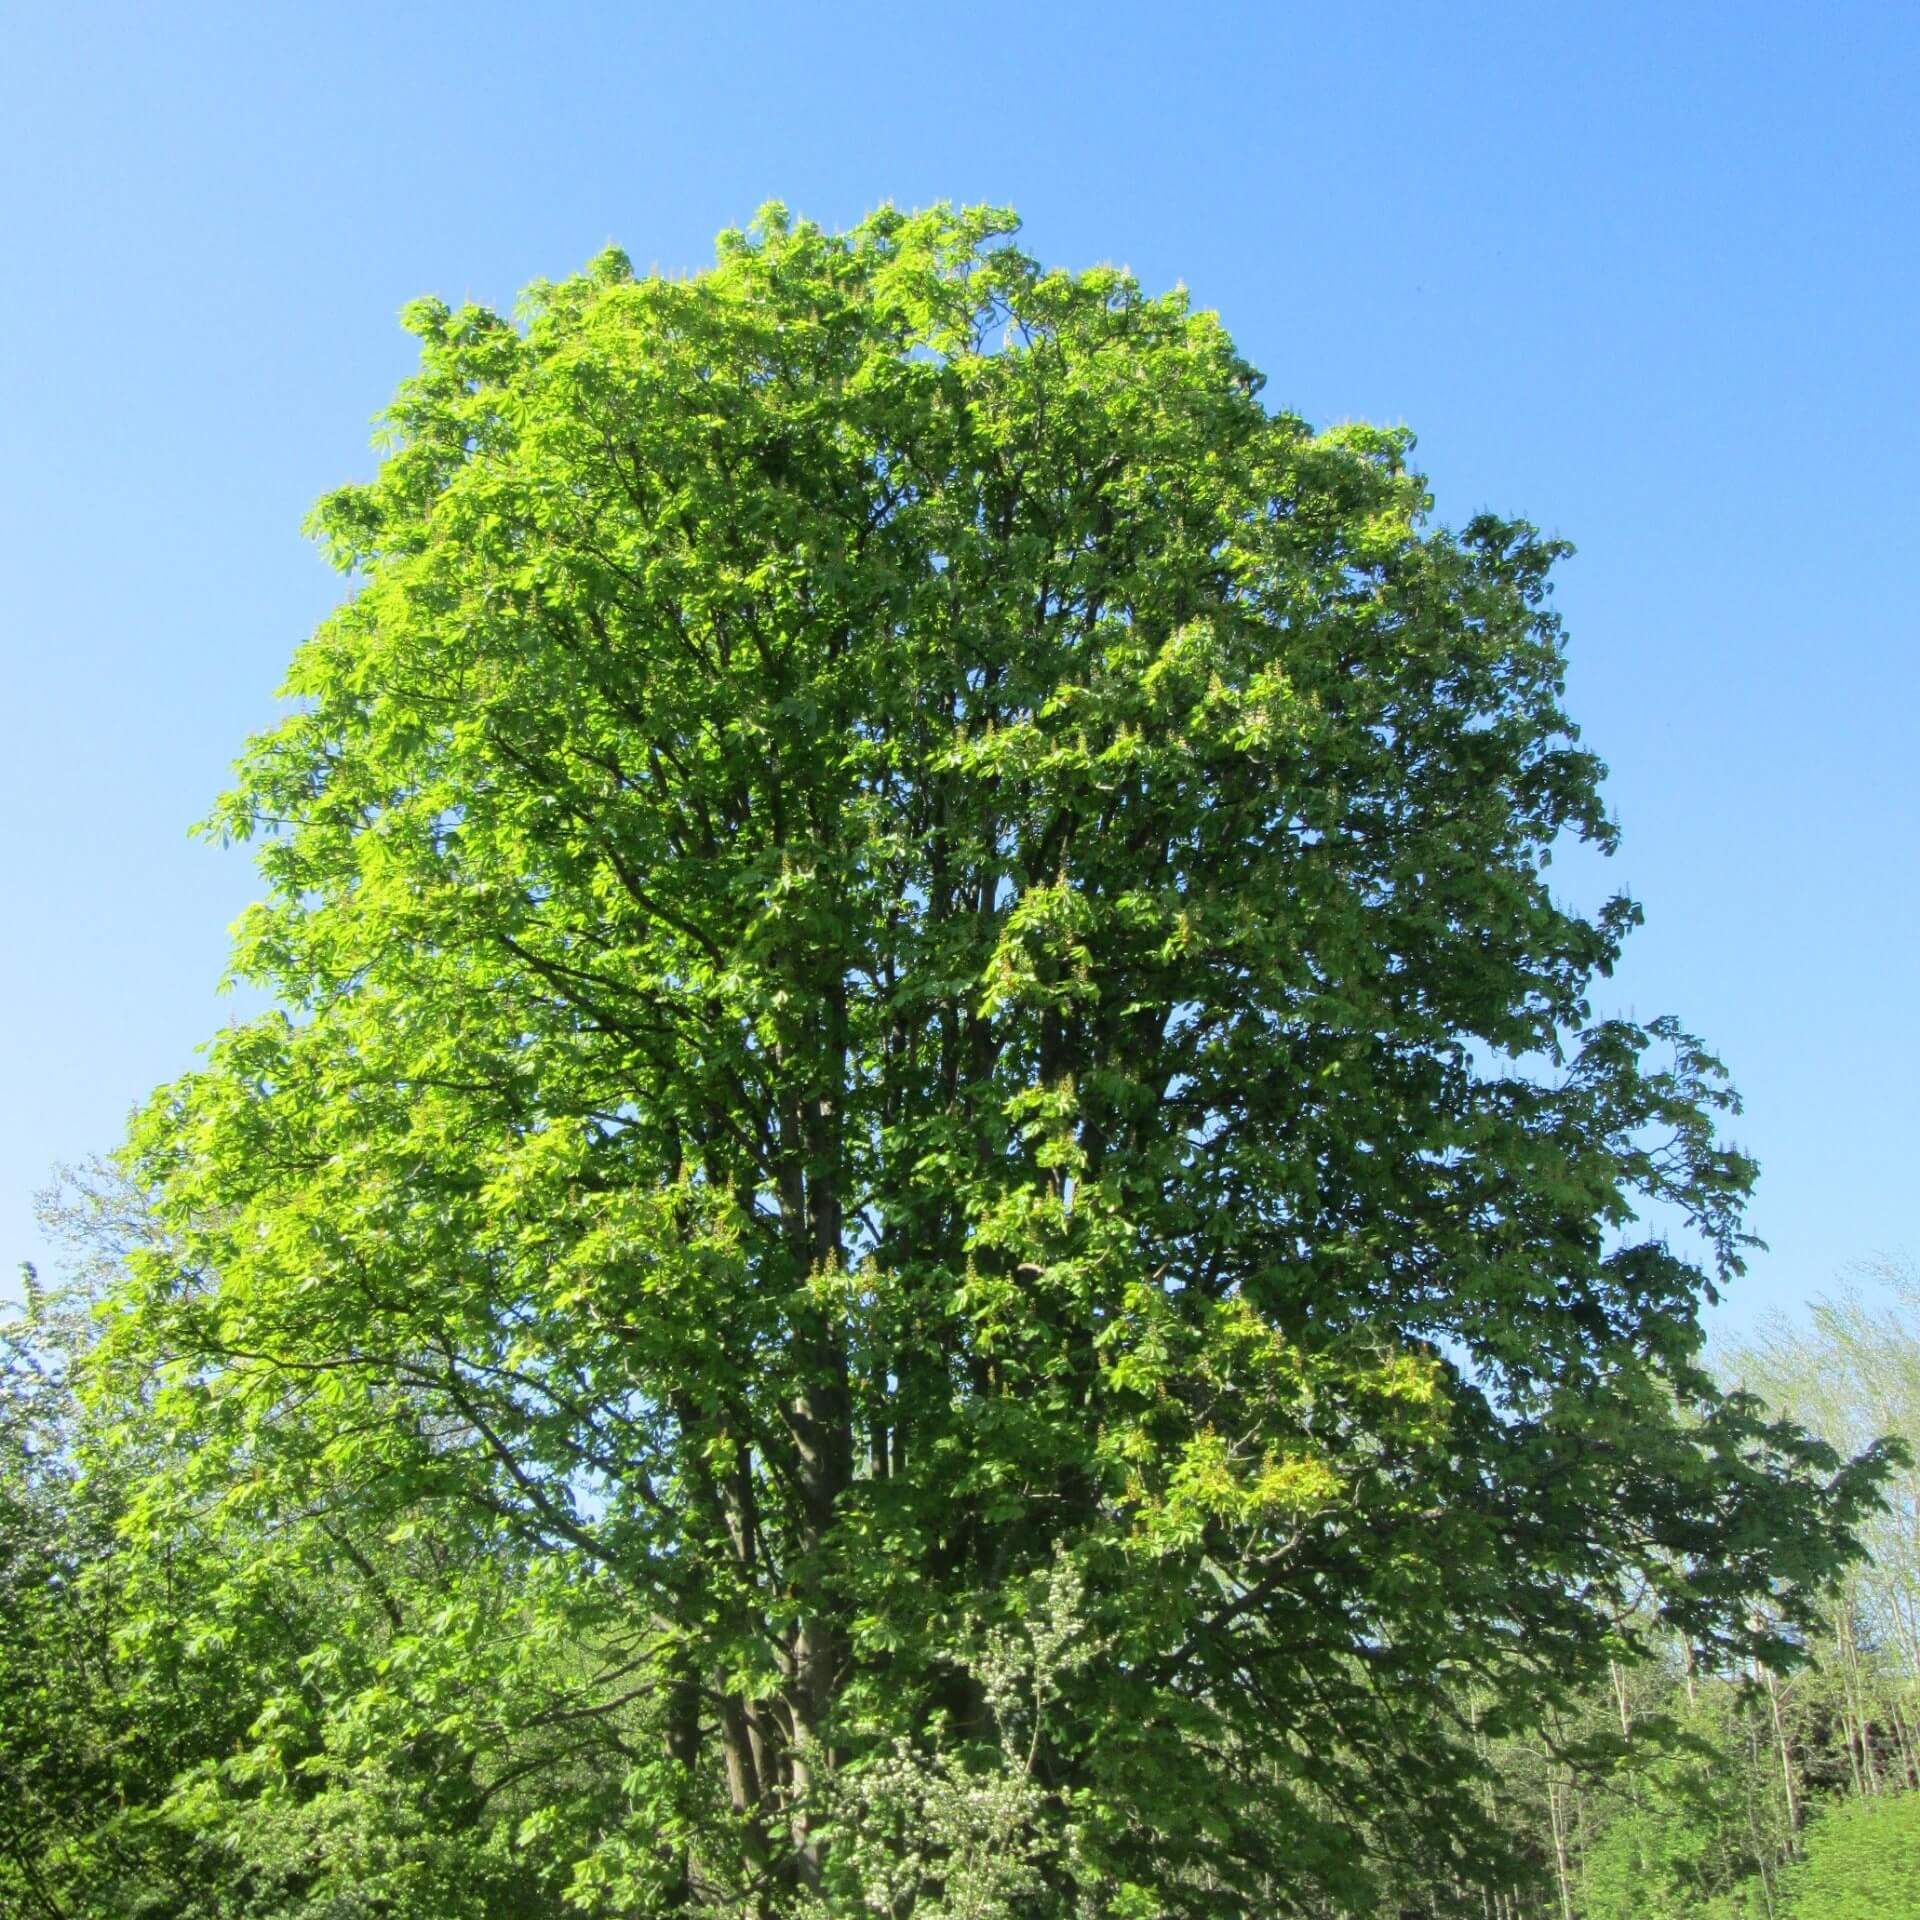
[103,204,1885,1916]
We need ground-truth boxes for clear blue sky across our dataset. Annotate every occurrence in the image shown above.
[3,2,1914,1331]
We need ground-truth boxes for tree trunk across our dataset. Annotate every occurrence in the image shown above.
[1761,1663,1801,1847]
[1545,1773,1575,1920]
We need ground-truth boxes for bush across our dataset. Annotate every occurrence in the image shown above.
[1778,1792,1920,1920]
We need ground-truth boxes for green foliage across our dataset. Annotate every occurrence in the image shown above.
[1576,1694,1781,1920]
[2,1168,609,1920]
[1776,1791,1920,1918]
[1391,1273,1920,1920]
[0,1200,220,1915]
[1721,1262,1920,1706]
[15,204,1894,1914]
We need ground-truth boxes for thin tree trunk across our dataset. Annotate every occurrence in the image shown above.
[1762,1663,1801,1847]
[1887,1689,1919,1789]
[1850,1616,1883,1794]
[1574,1782,1591,1914]
[1608,1658,1633,1740]
[1545,1773,1575,1920]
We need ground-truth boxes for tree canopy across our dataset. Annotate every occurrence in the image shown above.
[89,203,1890,1917]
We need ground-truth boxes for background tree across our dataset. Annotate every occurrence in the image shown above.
[97,203,1889,1916]
[1772,1789,1920,1919]
[3,1167,627,1920]
[1721,1263,1920,1708]
[0,1170,228,1917]
[1389,1267,1920,1920]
